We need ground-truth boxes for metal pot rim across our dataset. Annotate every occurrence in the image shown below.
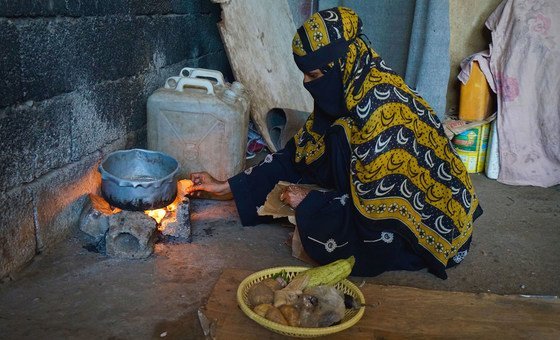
[99,148,180,188]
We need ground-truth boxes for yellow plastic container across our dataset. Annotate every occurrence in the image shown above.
[452,123,490,173]
[459,61,492,122]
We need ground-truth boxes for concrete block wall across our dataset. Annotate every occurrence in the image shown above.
[0,0,232,279]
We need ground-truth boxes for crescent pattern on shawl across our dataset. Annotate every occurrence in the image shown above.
[292,7,479,271]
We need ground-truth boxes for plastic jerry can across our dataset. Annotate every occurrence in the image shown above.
[175,67,250,117]
[147,69,250,181]
[459,61,493,122]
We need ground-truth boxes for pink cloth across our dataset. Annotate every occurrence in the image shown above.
[458,50,497,93]
[486,0,560,187]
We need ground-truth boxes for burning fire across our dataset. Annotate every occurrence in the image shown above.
[144,179,193,226]
[145,203,176,224]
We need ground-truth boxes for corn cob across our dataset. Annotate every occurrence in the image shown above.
[297,256,355,288]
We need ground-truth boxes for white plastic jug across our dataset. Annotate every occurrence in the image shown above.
[179,67,225,84]
[485,120,500,180]
[147,69,250,181]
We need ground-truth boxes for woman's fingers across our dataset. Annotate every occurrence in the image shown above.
[281,187,296,208]
[280,187,288,202]
[187,172,232,196]
[281,185,312,209]
[188,172,209,194]
[190,172,207,186]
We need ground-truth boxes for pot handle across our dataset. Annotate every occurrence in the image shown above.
[98,164,109,180]
[180,67,225,86]
[174,77,214,95]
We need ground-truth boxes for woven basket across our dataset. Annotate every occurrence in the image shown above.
[237,266,365,338]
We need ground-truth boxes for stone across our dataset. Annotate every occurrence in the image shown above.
[106,210,157,259]
[160,197,191,241]
[79,194,121,250]
[79,198,109,244]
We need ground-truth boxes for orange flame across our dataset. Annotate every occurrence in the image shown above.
[144,179,192,225]
[145,209,167,224]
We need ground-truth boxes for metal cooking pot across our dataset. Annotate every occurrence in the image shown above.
[99,149,180,211]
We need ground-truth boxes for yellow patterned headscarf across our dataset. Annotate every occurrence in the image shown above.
[292,7,479,277]
[292,7,360,72]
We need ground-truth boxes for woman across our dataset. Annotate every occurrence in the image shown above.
[188,7,482,279]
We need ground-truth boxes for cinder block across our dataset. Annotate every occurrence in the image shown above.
[193,16,226,56]
[69,78,146,159]
[0,187,36,279]
[0,20,22,107]
[106,210,157,259]
[0,0,130,19]
[17,19,77,102]
[169,0,221,15]
[12,5,231,104]
[94,77,145,135]
[129,0,219,15]
[133,8,225,67]
[33,152,101,250]
[68,89,126,159]
[140,62,184,100]
[99,129,146,158]
[136,16,187,67]
[0,97,73,191]
[79,16,148,82]
[129,0,173,15]
[131,128,148,149]
[75,0,129,16]
[0,0,48,17]
[78,195,112,248]
[130,0,221,17]
[0,107,34,191]
[195,51,234,82]
[17,17,149,103]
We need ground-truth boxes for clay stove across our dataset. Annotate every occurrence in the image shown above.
[79,180,192,259]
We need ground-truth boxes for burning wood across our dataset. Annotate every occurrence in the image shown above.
[145,179,192,240]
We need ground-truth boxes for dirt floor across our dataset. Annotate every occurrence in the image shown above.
[1,172,559,339]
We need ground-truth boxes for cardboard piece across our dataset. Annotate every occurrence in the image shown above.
[443,112,497,139]
[256,181,325,219]
[257,181,324,265]
[212,0,313,151]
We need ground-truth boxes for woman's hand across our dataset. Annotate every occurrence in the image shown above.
[187,172,232,199]
[280,185,311,209]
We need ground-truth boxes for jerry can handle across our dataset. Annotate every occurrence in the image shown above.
[164,76,182,89]
[180,67,225,85]
[174,77,215,95]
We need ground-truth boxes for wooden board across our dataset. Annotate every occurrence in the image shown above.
[202,269,560,339]
[213,0,313,151]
